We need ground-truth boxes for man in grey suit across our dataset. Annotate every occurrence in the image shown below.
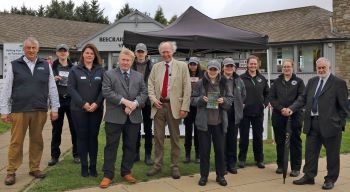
[99,48,147,188]
[147,41,191,179]
[288,57,348,190]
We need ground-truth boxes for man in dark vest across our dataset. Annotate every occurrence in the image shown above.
[0,37,60,185]
[48,44,80,166]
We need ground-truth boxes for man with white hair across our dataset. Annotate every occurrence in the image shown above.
[288,57,349,190]
[147,41,191,179]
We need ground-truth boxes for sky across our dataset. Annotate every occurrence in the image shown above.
[0,0,333,23]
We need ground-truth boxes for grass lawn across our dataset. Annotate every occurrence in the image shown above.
[0,121,11,134]
[27,119,350,192]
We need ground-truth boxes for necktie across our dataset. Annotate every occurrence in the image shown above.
[311,79,323,113]
[161,63,169,98]
[123,72,129,86]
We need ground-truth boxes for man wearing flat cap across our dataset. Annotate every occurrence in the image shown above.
[48,44,80,166]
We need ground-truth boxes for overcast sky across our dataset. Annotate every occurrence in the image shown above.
[0,0,332,22]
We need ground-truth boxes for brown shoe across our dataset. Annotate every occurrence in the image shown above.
[123,174,136,183]
[4,173,16,185]
[29,170,46,178]
[99,177,112,188]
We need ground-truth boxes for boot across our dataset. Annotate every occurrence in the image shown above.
[144,154,154,166]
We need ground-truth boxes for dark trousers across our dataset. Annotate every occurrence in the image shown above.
[225,107,238,169]
[198,124,225,178]
[183,106,199,157]
[50,98,77,159]
[238,115,264,163]
[136,104,153,155]
[271,111,302,170]
[71,110,103,167]
[303,117,342,182]
[102,121,140,179]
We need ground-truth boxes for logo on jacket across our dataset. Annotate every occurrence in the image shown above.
[291,80,297,85]
[94,76,102,80]
[256,77,262,83]
[36,66,45,70]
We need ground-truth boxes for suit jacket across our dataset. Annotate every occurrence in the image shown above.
[148,59,191,119]
[102,67,147,124]
[290,74,348,137]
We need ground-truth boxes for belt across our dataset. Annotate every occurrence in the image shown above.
[159,97,170,103]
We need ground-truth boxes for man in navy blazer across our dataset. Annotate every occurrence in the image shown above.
[288,57,349,190]
[99,48,148,188]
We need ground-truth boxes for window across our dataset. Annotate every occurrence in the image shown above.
[297,44,321,72]
[271,46,293,73]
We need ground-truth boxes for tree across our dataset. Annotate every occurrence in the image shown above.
[154,6,167,25]
[115,3,134,21]
[37,5,45,17]
[89,0,109,24]
[168,15,177,25]
[10,4,36,16]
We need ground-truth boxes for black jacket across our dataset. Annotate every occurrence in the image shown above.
[269,73,305,112]
[68,63,104,111]
[240,70,269,116]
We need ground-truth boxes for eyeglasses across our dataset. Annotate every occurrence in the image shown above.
[224,64,234,68]
[282,66,292,68]
[208,68,218,71]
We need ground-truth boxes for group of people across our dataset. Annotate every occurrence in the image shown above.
[0,37,348,191]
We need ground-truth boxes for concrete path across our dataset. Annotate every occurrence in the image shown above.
[0,115,73,192]
[68,154,350,192]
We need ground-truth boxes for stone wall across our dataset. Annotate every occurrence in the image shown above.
[333,0,350,88]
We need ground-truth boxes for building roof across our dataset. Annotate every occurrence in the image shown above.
[0,12,107,49]
[76,9,164,48]
[217,6,341,44]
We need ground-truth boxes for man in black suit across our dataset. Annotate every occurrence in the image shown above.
[287,57,349,190]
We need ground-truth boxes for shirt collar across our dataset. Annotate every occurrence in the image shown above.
[23,56,37,64]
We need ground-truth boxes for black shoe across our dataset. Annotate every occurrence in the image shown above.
[293,176,315,185]
[216,177,227,186]
[198,177,207,186]
[73,157,81,164]
[275,167,283,174]
[48,158,58,166]
[256,162,265,169]
[238,161,245,168]
[134,153,140,162]
[183,156,191,164]
[322,181,334,190]
[290,170,300,177]
[227,167,238,174]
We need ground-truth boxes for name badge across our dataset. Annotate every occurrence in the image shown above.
[81,76,86,79]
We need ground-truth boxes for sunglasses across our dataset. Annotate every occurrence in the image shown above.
[189,63,197,66]
[208,68,218,71]
[224,64,235,68]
